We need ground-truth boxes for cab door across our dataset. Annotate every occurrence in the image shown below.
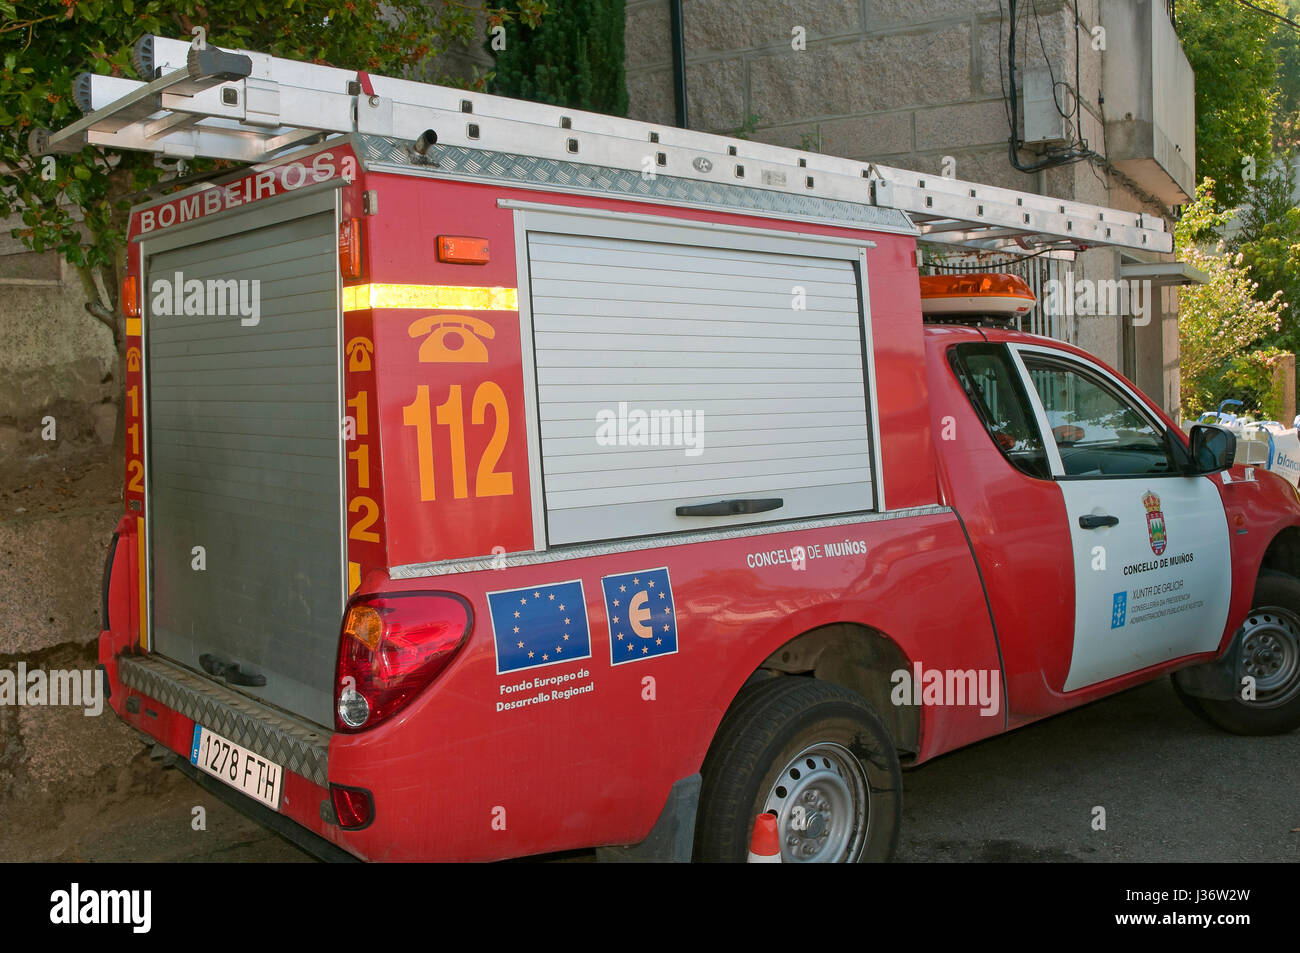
[1011,345,1231,691]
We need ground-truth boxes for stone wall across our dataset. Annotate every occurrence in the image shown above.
[0,228,117,428]
[624,0,1182,412]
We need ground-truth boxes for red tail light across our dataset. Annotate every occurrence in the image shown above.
[330,784,375,830]
[335,592,472,732]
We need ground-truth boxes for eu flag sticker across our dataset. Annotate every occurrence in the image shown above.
[1111,591,1127,629]
[602,567,678,665]
[487,579,592,674]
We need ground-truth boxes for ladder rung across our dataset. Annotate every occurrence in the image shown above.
[41,34,1175,255]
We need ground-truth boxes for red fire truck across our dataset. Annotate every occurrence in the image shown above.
[38,36,1300,862]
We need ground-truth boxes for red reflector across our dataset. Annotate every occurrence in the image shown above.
[330,784,374,830]
[121,276,140,318]
[436,235,490,264]
[335,592,472,732]
[339,218,363,278]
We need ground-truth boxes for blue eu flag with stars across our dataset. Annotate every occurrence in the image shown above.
[602,567,678,665]
[488,579,591,674]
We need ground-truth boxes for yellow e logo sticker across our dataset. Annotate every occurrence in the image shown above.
[629,590,652,638]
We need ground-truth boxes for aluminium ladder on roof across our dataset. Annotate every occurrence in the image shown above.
[32,34,1174,255]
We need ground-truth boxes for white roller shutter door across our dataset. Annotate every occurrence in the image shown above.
[526,227,874,546]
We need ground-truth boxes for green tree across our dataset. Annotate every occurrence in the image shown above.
[0,0,543,443]
[487,0,627,116]
[1231,156,1300,360]
[1178,179,1288,417]
[1177,0,1283,208]
[1268,0,1300,151]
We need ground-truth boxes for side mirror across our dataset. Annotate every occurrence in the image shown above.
[1187,423,1236,474]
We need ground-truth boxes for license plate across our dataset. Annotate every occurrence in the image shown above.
[189,724,284,810]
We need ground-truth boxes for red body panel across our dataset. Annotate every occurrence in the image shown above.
[928,326,1300,724]
[360,173,937,571]
[923,326,1077,722]
[327,514,1001,861]
[97,144,1300,861]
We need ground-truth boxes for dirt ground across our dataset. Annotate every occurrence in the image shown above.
[0,440,118,519]
[0,648,311,863]
[0,430,315,862]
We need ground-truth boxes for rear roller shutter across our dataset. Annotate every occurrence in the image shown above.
[146,197,342,727]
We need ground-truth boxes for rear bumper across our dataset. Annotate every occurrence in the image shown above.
[168,753,357,862]
[117,654,329,786]
[102,641,357,858]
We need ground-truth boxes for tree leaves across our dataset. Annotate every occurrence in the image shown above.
[1178,0,1285,210]
[487,0,627,116]
[1,0,542,351]
[1178,179,1289,416]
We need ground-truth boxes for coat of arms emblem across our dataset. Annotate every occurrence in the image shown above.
[1142,490,1167,556]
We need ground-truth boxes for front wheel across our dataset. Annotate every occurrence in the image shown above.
[694,677,902,862]
[1173,572,1300,735]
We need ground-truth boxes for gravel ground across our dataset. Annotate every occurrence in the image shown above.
[896,677,1300,862]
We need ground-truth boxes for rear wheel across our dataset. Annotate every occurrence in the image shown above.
[1173,573,1300,735]
[694,677,902,862]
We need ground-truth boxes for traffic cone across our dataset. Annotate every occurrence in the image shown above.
[746,811,781,863]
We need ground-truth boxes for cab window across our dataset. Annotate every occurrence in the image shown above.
[1020,355,1176,477]
[949,344,1050,479]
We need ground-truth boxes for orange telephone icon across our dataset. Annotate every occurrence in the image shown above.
[126,347,141,373]
[408,315,495,363]
[346,337,374,372]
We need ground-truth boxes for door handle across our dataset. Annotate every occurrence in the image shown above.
[676,497,784,517]
[1078,514,1119,529]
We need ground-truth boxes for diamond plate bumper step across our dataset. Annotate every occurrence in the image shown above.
[118,653,330,787]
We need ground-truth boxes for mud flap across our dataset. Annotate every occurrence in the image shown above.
[595,773,701,863]
[1172,636,1245,700]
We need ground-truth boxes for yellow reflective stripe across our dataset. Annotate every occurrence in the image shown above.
[126,318,142,337]
[342,284,519,312]
[349,561,361,595]
[137,517,148,650]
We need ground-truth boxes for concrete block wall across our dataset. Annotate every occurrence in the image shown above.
[626,0,1112,187]
[624,0,1181,411]
[0,225,116,426]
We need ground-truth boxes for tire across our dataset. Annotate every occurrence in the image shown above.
[1173,572,1300,735]
[694,676,902,862]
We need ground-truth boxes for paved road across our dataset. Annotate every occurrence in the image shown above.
[896,677,1300,862]
[17,676,1297,863]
